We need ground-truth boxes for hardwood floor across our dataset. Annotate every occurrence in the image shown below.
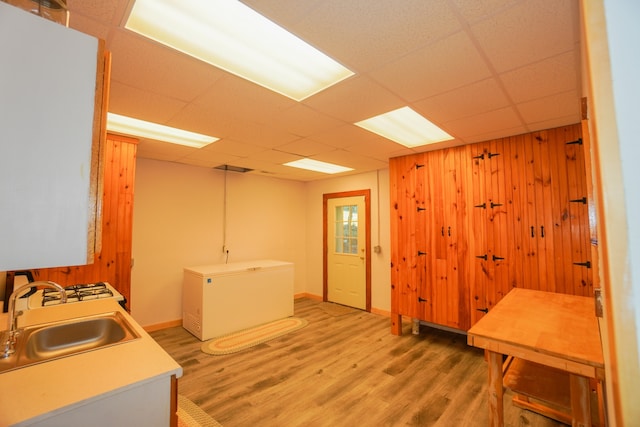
[151,298,567,427]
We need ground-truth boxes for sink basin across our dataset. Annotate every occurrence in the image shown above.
[0,311,140,373]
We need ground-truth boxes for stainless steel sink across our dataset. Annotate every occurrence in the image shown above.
[0,311,140,373]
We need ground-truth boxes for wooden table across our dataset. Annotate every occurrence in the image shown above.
[467,288,605,427]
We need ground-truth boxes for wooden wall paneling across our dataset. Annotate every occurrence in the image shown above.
[390,123,593,332]
[504,136,524,292]
[483,141,499,306]
[580,119,599,293]
[115,139,136,307]
[414,154,430,323]
[573,127,593,295]
[468,142,490,325]
[498,137,518,296]
[547,128,570,295]
[507,135,525,290]
[454,146,470,330]
[522,132,542,290]
[537,130,558,294]
[433,145,471,330]
[562,125,593,296]
[530,131,549,292]
[488,137,512,308]
[418,153,441,322]
[538,131,554,291]
[428,149,446,327]
[389,155,421,331]
[444,147,460,328]
[511,134,529,291]
[389,157,402,333]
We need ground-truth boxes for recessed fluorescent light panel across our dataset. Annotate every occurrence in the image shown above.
[125,0,354,101]
[355,106,454,148]
[284,158,353,174]
[106,113,218,148]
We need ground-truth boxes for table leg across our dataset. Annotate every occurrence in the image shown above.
[487,350,504,426]
[569,374,591,427]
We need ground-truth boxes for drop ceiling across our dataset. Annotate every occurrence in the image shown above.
[67,0,582,181]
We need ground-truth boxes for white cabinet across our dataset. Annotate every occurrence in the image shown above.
[183,260,294,340]
[28,376,174,427]
[0,3,104,270]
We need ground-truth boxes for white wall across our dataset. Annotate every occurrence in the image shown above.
[130,159,306,327]
[130,158,391,327]
[583,0,640,422]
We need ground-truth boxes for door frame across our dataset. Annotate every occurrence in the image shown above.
[323,189,371,311]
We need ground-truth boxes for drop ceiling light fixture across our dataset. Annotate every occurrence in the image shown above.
[106,113,218,148]
[284,158,353,174]
[125,0,354,101]
[355,106,454,148]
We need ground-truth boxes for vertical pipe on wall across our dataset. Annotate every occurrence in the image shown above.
[222,167,228,257]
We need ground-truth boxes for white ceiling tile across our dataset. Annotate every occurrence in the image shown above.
[68,0,120,25]
[470,0,579,73]
[240,0,323,28]
[199,139,268,158]
[500,51,579,103]
[369,31,492,102]
[309,125,386,151]
[339,138,416,162]
[285,0,462,72]
[458,125,529,145]
[269,104,345,138]
[515,90,581,124]
[302,75,405,123]
[135,139,195,162]
[444,106,524,139]
[169,105,299,149]
[109,30,225,102]
[176,152,244,169]
[108,81,187,123]
[413,77,510,124]
[193,75,297,125]
[275,138,337,157]
[314,150,388,171]
[449,0,523,24]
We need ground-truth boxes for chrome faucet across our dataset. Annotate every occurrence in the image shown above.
[1,281,67,358]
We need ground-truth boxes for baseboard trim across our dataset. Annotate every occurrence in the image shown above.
[294,292,322,301]
[372,307,391,317]
[144,319,182,333]
[295,293,391,317]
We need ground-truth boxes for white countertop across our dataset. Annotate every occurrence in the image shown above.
[0,299,183,426]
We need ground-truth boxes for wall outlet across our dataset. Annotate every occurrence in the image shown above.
[374,245,382,253]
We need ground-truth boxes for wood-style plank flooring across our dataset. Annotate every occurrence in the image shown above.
[151,298,567,427]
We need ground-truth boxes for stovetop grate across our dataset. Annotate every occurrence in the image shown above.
[41,282,114,306]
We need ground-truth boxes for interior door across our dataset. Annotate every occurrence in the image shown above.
[325,194,368,310]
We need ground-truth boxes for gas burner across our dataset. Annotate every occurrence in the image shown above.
[41,282,114,306]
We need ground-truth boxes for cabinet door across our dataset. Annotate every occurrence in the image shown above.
[390,154,425,320]
[545,125,593,296]
[425,147,470,330]
[509,124,592,296]
[0,3,102,270]
[468,138,516,323]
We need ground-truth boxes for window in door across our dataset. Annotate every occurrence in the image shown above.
[334,204,358,254]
